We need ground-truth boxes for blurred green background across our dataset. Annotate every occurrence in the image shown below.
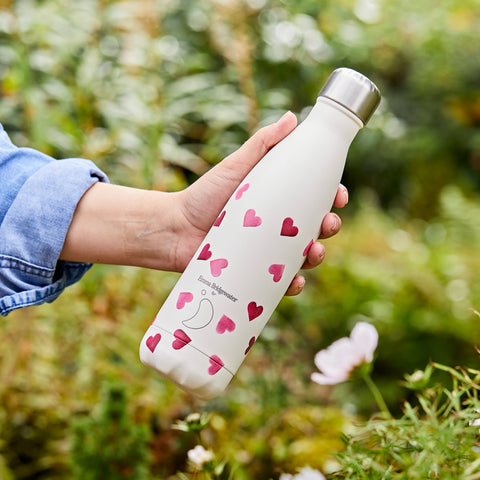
[0,0,479,478]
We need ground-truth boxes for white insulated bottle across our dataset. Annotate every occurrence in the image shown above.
[140,68,381,399]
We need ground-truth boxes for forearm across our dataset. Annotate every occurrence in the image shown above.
[60,182,181,271]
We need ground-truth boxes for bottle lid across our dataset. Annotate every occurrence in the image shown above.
[319,67,381,125]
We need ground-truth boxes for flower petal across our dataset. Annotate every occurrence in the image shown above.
[314,338,356,379]
[350,322,378,363]
[311,370,349,385]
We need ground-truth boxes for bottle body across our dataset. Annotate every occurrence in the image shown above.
[140,97,363,399]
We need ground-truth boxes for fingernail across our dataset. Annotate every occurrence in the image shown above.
[331,215,339,232]
[278,110,294,123]
[342,185,349,204]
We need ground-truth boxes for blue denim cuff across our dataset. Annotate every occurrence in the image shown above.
[0,257,92,315]
[0,157,109,316]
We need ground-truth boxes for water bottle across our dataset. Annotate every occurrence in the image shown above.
[140,67,381,399]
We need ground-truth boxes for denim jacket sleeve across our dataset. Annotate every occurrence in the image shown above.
[0,124,109,316]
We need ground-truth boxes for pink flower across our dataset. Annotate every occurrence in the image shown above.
[311,322,378,385]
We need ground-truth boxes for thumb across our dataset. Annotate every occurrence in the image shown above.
[222,111,298,173]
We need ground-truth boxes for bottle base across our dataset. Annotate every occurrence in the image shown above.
[139,324,234,400]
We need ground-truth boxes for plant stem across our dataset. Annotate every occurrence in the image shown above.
[362,372,392,418]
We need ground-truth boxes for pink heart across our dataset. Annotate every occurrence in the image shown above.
[146,333,161,353]
[268,264,285,283]
[281,217,299,237]
[235,183,250,200]
[213,210,226,227]
[176,292,193,309]
[210,258,228,277]
[172,329,192,350]
[208,355,224,375]
[216,314,236,334]
[245,336,256,355]
[243,209,262,227]
[303,239,314,257]
[197,243,212,260]
[248,301,263,321]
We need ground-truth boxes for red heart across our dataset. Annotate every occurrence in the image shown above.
[210,258,228,277]
[303,239,314,257]
[208,355,224,375]
[172,329,192,350]
[197,243,212,260]
[176,292,193,309]
[214,210,226,227]
[216,315,236,334]
[248,301,263,321]
[235,183,250,200]
[281,217,299,237]
[268,264,285,283]
[245,336,256,355]
[243,209,262,227]
[146,333,161,353]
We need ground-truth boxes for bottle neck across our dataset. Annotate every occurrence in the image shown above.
[303,96,363,146]
[315,96,365,129]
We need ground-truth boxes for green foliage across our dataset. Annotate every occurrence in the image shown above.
[332,364,480,479]
[165,362,480,479]
[70,381,151,480]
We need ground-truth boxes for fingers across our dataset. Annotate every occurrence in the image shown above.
[333,184,349,208]
[285,274,306,296]
[319,212,342,240]
[299,211,341,272]
[318,184,348,240]
[288,185,348,294]
[302,241,326,270]
[286,241,328,295]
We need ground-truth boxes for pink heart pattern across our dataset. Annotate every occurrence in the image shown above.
[235,183,250,200]
[243,209,262,227]
[281,217,299,237]
[172,329,192,350]
[149,181,321,375]
[248,301,263,321]
[213,210,226,227]
[245,336,256,355]
[197,243,212,260]
[216,315,236,334]
[268,264,285,283]
[146,333,161,353]
[176,292,193,310]
[208,355,224,375]
[210,258,228,277]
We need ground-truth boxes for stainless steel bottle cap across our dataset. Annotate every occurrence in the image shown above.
[319,67,381,125]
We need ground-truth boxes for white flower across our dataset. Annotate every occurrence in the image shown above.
[280,467,326,480]
[187,445,214,467]
[469,412,480,430]
[311,322,378,385]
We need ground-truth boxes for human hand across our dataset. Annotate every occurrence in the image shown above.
[174,111,349,296]
[61,111,348,296]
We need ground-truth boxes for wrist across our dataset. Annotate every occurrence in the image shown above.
[60,183,182,271]
[124,190,183,271]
